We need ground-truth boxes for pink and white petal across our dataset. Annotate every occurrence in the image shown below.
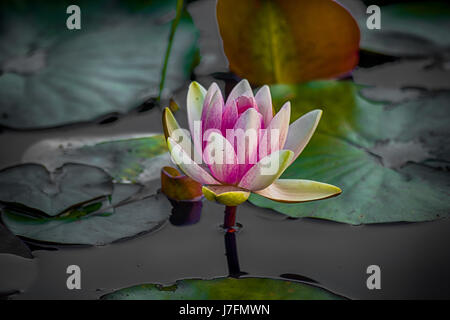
[221,99,238,134]
[187,81,207,138]
[201,91,223,132]
[235,96,258,114]
[255,85,273,127]
[231,108,262,167]
[258,102,290,159]
[203,132,239,185]
[225,79,253,107]
[203,82,222,110]
[167,137,219,185]
[254,179,341,203]
[238,150,293,191]
[284,109,322,164]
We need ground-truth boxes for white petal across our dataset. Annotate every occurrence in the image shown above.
[187,81,207,138]
[284,109,322,164]
[255,85,273,127]
[167,137,219,185]
[238,150,293,191]
[226,79,253,107]
[259,102,290,159]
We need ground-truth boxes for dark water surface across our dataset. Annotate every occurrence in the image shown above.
[1,0,450,300]
[2,198,450,299]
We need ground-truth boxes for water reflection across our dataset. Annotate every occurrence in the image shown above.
[224,231,247,278]
[169,199,203,226]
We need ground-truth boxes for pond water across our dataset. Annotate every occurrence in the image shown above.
[2,196,450,299]
[1,0,450,300]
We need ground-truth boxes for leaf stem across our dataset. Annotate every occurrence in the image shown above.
[158,0,184,101]
[224,206,237,230]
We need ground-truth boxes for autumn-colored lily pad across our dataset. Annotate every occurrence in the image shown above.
[161,166,203,201]
[1,184,171,245]
[249,81,450,224]
[217,0,359,85]
[0,0,199,129]
[22,134,169,183]
[101,277,342,300]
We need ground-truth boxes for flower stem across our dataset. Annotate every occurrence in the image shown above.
[224,206,237,230]
[158,0,184,101]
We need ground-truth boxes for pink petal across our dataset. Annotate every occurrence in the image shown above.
[235,96,258,115]
[203,132,239,185]
[228,108,262,179]
[201,91,223,139]
[225,79,253,108]
[255,85,273,127]
[221,99,238,134]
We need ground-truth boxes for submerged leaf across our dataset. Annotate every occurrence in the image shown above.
[0,163,113,217]
[250,81,450,224]
[0,0,199,129]
[22,134,169,183]
[2,184,171,245]
[217,0,359,85]
[101,277,342,300]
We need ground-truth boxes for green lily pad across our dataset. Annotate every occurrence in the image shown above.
[101,277,342,300]
[249,81,450,224]
[1,184,171,245]
[0,163,113,217]
[0,0,199,129]
[23,134,169,183]
[356,1,450,56]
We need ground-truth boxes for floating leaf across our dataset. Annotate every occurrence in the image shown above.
[1,184,171,245]
[353,1,450,57]
[22,134,169,183]
[249,81,450,224]
[216,0,359,85]
[101,277,342,300]
[161,166,203,201]
[0,163,113,217]
[0,0,199,129]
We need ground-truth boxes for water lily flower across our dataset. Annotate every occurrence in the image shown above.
[163,80,341,228]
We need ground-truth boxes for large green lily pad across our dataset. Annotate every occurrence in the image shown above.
[101,277,342,300]
[22,134,169,183]
[1,184,171,245]
[0,163,113,217]
[0,0,199,129]
[249,81,450,224]
[353,1,450,57]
